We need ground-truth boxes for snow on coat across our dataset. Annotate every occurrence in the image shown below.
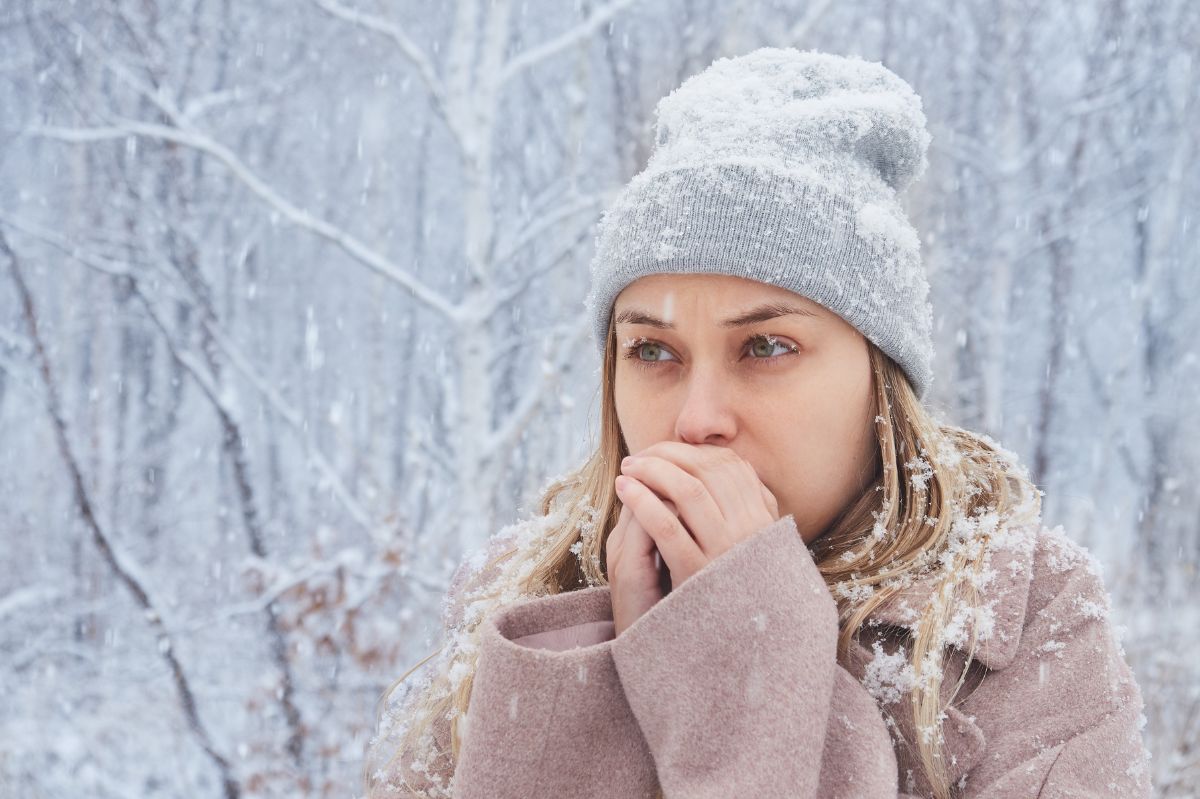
[370,509,1152,798]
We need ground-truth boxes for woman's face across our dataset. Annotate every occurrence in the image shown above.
[612,273,879,545]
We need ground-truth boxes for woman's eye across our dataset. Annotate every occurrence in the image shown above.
[746,335,796,359]
[636,341,675,362]
[621,335,797,370]
[620,338,678,369]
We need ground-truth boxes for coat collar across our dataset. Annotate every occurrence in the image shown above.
[838,522,1041,793]
[859,519,1040,672]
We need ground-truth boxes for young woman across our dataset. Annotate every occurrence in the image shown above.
[364,48,1153,798]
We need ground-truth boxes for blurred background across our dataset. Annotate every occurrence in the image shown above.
[1,0,1196,796]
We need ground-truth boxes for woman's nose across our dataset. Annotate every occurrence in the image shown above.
[673,369,737,444]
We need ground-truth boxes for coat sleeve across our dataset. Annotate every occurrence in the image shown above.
[366,536,657,798]
[608,513,900,799]
[955,528,1153,798]
[452,585,659,798]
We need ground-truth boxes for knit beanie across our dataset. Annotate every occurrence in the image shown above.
[584,47,936,400]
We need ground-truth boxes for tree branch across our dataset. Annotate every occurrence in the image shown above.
[498,0,643,87]
[309,0,452,128]
[1,229,242,799]
[484,317,591,463]
[21,119,459,321]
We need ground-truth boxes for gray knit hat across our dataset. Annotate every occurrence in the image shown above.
[584,47,936,400]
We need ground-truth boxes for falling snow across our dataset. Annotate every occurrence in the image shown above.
[0,3,1193,796]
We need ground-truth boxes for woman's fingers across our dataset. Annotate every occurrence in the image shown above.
[606,501,660,582]
[620,444,779,568]
[619,456,725,553]
[621,449,773,556]
[607,500,672,633]
[614,475,705,581]
[614,442,780,592]
[625,443,753,523]
[759,479,780,519]
[622,500,658,561]
[605,502,628,574]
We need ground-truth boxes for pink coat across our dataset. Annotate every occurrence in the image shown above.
[380,514,1153,797]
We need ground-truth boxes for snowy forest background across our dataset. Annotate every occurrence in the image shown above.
[0,0,1196,796]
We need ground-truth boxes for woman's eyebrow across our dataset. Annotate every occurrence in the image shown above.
[614,302,818,329]
[720,302,820,327]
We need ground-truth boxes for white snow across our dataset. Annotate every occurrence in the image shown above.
[862,640,917,704]
[646,48,930,193]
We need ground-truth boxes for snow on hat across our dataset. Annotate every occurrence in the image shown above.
[584,47,936,400]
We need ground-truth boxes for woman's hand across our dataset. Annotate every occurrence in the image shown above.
[609,439,777,599]
[606,501,674,637]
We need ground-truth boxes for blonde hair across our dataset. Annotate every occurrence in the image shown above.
[364,316,1041,799]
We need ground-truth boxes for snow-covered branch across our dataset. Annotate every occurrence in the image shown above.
[2,230,242,799]
[484,317,591,464]
[0,213,385,548]
[22,120,458,320]
[310,0,450,120]
[498,0,643,87]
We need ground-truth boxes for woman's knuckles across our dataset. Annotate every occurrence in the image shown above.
[683,475,709,503]
[650,514,681,542]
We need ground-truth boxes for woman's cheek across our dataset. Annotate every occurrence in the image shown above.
[614,384,648,452]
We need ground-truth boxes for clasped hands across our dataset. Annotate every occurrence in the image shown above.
[607,442,781,636]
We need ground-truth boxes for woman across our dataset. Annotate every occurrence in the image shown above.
[364,48,1153,798]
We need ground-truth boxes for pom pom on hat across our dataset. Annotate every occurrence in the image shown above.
[650,48,931,192]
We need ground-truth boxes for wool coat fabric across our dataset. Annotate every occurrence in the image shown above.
[380,513,1153,797]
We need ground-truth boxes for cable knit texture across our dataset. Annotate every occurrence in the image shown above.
[375,514,1152,797]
